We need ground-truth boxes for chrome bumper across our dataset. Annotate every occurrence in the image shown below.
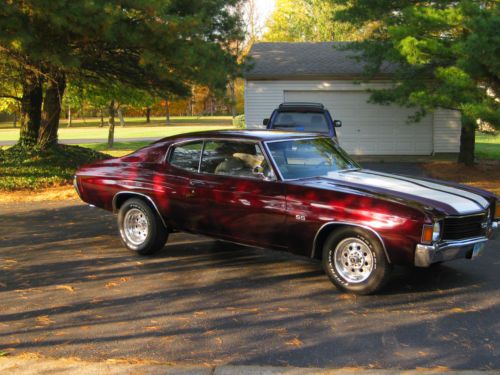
[414,221,498,267]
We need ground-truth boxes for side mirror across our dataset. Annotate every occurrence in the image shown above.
[263,118,270,126]
[333,120,342,128]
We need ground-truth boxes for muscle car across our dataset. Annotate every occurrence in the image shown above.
[74,130,499,294]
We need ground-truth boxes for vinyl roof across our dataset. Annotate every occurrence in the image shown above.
[244,42,396,80]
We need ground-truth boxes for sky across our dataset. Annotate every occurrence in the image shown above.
[252,0,276,34]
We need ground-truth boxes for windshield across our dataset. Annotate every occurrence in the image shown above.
[273,112,329,134]
[266,138,360,180]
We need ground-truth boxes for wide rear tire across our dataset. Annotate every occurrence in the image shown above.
[118,198,168,255]
[322,227,392,295]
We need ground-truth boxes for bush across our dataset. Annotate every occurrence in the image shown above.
[232,114,246,129]
[0,144,111,191]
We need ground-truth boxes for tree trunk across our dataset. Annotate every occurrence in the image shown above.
[67,106,72,127]
[99,109,104,127]
[146,107,151,123]
[13,113,17,128]
[117,107,125,127]
[165,97,171,125]
[38,70,66,149]
[229,80,237,118]
[19,74,43,148]
[107,99,116,148]
[458,116,476,166]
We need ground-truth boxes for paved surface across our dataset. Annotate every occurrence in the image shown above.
[1,358,498,375]
[0,199,499,369]
[0,137,161,147]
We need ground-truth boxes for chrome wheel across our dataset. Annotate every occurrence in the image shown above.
[123,208,149,246]
[333,237,374,283]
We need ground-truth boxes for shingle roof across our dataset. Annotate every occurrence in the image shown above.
[244,42,395,80]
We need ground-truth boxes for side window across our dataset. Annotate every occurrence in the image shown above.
[200,140,275,180]
[169,141,203,172]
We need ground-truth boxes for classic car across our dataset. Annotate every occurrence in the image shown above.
[74,130,499,294]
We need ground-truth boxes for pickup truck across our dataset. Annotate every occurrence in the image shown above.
[263,102,342,141]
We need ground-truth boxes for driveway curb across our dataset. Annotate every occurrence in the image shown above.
[0,357,497,375]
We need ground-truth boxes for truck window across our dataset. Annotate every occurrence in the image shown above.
[273,112,329,134]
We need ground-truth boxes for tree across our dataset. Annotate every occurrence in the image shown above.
[0,0,243,150]
[332,0,500,165]
[263,0,364,42]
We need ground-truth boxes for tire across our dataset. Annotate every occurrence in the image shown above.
[118,198,168,255]
[322,227,392,295]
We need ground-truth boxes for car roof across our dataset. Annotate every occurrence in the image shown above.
[277,102,325,113]
[160,129,324,143]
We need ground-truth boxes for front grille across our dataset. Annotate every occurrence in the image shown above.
[442,213,487,241]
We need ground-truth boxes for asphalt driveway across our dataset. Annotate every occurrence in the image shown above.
[0,199,499,369]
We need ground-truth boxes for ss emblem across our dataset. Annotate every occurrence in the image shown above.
[295,214,306,221]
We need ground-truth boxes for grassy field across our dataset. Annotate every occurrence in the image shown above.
[0,116,233,141]
[475,132,500,160]
[0,117,233,192]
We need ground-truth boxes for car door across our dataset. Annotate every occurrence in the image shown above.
[163,140,214,234]
[199,140,287,249]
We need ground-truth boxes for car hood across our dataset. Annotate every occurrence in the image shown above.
[290,169,491,216]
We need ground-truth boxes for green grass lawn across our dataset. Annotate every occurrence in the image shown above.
[475,132,500,160]
[0,116,233,141]
[0,117,233,191]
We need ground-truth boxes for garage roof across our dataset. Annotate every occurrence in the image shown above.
[245,42,395,80]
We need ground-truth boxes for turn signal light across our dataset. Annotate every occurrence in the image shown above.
[421,225,433,244]
[495,202,500,219]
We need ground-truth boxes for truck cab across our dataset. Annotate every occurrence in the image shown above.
[263,102,341,141]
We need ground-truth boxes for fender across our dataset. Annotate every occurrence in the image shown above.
[311,221,391,263]
[112,191,168,229]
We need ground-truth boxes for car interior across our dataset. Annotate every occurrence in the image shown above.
[170,140,274,180]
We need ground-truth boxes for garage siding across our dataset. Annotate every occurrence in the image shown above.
[433,109,461,153]
[245,80,461,155]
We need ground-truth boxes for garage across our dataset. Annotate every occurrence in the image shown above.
[244,42,461,156]
[284,91,433,155]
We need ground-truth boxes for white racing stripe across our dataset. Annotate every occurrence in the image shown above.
[326,170,487,214]
[364,171,489,209]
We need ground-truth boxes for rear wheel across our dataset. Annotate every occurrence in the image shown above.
[118,198,168,255]
[322,227,391,295]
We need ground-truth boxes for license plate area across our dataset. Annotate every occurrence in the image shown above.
[472,242,485,258]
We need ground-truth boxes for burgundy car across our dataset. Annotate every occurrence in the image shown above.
[74,130,499,294]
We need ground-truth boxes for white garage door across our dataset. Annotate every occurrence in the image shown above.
[284,91,433,155]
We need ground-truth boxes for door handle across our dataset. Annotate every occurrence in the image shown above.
[189,180,206,187]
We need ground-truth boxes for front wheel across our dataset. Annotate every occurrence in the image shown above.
[322,227,392,295]
[118,198,168,255]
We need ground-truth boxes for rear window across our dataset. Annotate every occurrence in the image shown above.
[169,141,203,172]
[273,112,329,134]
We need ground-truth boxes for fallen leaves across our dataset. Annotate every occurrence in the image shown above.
[144,326,161,332]
[105,277,130,289]
[35,316,54,326]
[55,285,75,293]
[285,337,303,347]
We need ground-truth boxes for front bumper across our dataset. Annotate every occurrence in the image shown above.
[414,221,498,267]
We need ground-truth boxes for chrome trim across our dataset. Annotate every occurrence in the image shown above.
[112,191,167,229]
[311,221,391,263]
[73,176,83,200]
[261,141,284,181]
[415,236,489,267]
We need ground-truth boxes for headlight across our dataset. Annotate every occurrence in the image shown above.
[422,222,441,244]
